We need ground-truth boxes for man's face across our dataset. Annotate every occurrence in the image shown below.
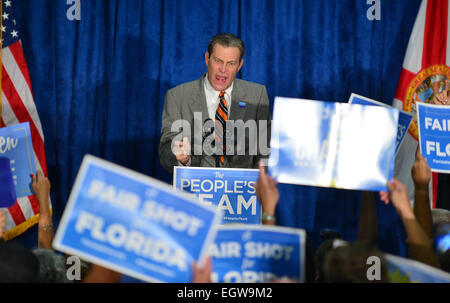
[205,44,243,91]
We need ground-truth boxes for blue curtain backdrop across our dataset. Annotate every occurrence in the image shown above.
[11,0,422,256]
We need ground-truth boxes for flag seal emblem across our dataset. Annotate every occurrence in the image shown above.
[404,64,450,140]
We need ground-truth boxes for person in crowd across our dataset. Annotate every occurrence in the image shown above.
[322,241,389,283]
[255,162,278,226]
[159,33,271,172]
[380,179,440,268]
[411,147,433,238]
[0,241,39,282]
[255,161,316,283]
[31,170,53,249]
[313,230,342,283]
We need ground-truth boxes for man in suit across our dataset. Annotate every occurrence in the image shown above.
[159,33,271,174]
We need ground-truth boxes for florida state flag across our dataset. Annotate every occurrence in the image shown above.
[394,0,450,209]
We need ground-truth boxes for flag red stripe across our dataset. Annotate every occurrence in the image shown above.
[8,41,33,94]
[2,66,48,176]
[394,68,417,102]
[8,202,26,226]
[422,0,448,67]
[27,195,40,216]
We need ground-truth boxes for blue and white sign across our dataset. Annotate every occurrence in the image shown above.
[386,254,450,283]
[269,97,398,191]
[416,102,450,173]
[0,157,17,207]
[209,225,306,283]
[349,93,413,155]
[174,167,261,224]
[53,155,222,283]
[0,122,36,198]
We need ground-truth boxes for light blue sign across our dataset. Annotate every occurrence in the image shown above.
[386,254,450,283]
[174,167,261,224]
[53,155,222,283]
[210,225,305,283]
[416,102,450,173]
[269,97,398,191]
[0,122,36,198]
[349,93,413,155]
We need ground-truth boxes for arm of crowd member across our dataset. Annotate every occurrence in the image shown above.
[380,179,440,267]
[0,210,5,239]
[191,257,212,283]
[357,191,378,248]
[31,170,53,250]
[412,146,433,238]
[255,161,279,225]
[82,264,121,283]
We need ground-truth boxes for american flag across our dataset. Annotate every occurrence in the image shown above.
[1,0,49,240]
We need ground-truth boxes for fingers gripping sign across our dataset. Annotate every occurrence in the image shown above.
[432,79,450,105]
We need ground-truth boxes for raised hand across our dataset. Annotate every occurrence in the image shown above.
[191,256,212,283]
[31,170,51,217]
[411,146,431,191]
[432,79,450,105]
[381,179,414,219]
[255,161,279,217]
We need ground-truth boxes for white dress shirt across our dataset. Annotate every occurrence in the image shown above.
[204,73,233,120]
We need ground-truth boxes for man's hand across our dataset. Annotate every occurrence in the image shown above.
[191,257,212,283]
[0,211,6,238]
[412,146,431,191]
[172,137,191,165]
[255,161,279,217]
[432,80,450,105]
[380,179,414,219]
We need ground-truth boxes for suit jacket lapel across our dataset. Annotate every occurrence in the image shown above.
[189,75,210,121]
[229,79,247,121]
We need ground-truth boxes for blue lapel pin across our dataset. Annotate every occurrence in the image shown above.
[238,101,246,108]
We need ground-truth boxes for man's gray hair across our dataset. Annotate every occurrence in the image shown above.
[207,33,245,62]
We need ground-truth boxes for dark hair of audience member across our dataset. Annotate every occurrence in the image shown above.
[322,242,389,283]
[0,242,39,282]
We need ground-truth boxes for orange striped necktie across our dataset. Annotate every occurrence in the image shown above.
[215,91,227,164]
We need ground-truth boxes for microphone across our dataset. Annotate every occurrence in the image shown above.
[202,119,219,166]
[202,118,215,143]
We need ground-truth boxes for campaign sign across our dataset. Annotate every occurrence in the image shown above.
[53,155,222,283]
[416,102,450,173]
[0,122,36,198]
[173,167,261,224]
[0,157,17,207]
[349,93,413,154]
[386,254,450,283]
[209,225,305,283]
[269,97,398,191]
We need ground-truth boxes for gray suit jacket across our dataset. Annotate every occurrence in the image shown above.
[159,75,271,173]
